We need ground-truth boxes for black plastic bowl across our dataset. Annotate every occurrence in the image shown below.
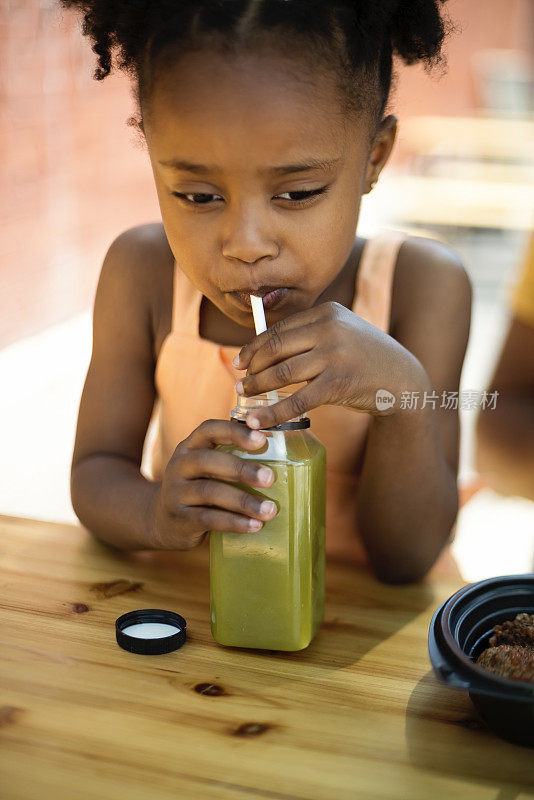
[428,574,534,747]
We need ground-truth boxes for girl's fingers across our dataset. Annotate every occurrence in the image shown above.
[238,351,323,398]
[181,419,266,451]
[186,506,266,534]
[234,308,323,370]
[244,376,326,430]
[243,322,318,376]
[175,447,274,488]
[180,479,278,522]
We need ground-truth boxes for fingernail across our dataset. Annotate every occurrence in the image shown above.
[248,519,262,531]
[232,354,240,366]
[257,466,273,483]
[235,381,244,394]
[249,431,264,442]
[247,416,260,429]
[260,500,276,516]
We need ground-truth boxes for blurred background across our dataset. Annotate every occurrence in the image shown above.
[1,0,533,580]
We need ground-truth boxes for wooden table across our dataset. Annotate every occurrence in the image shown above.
[2,515,534,800]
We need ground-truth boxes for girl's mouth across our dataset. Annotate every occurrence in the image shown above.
[230,287,290,310]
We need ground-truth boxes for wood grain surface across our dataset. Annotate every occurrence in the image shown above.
[1,515,533,800]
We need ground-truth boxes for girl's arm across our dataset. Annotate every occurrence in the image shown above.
[356,237,472,583]
[71,225,166,550]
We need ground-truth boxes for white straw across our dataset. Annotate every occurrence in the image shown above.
[250,295,278,405]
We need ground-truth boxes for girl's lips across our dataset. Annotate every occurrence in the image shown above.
[230,287,290,310]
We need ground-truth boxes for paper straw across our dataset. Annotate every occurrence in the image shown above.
[250,295,279,406]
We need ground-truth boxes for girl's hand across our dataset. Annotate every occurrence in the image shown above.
[151,420,278,550]
[233,301,425,429]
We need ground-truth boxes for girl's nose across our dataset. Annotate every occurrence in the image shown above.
[221,205,279,264]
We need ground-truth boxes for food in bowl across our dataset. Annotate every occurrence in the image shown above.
[488,612,534,649]
[477,644,534,682]
[476,613,534,683]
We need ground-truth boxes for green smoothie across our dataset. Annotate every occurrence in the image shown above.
[209,428,326,651]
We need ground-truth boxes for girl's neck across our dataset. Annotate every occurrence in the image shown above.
[199,236,366,348]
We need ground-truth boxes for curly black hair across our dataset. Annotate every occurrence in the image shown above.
[60,0,452,125]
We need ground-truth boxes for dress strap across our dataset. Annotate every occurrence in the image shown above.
[170,260,203,338]
[352,230,407,332]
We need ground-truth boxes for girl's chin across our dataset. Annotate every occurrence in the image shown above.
[232,304,289,328]
[225,296,271,322]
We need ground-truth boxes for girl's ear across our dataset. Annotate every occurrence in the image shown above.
[363,114,397,194]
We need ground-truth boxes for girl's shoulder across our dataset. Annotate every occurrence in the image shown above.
[107,221,173,273]
[390,233,471,337]
[104,222,173,290]
[103,222,174,361]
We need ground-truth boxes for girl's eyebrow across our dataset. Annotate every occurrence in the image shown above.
[159,157,341,175]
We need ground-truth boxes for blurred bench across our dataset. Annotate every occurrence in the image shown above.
[387,115,534,231]
[400,115,534,163]
[382,174,534,231]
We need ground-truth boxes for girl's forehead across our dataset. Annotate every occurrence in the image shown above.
[145,49,368,164]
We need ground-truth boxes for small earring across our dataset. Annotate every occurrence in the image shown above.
[370,180,377,190]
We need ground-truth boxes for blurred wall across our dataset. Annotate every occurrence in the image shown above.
[1,1,158,348]
[392,0,533,125]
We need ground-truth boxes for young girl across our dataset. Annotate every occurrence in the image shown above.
[67,0,471,583]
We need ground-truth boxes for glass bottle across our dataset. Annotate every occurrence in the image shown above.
[209,391,326,651]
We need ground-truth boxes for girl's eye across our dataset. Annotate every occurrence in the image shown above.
[276,187,329,204]
[171,186,329,207]
[172,192,221,205]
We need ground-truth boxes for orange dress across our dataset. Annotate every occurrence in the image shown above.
[145,231,407,565]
